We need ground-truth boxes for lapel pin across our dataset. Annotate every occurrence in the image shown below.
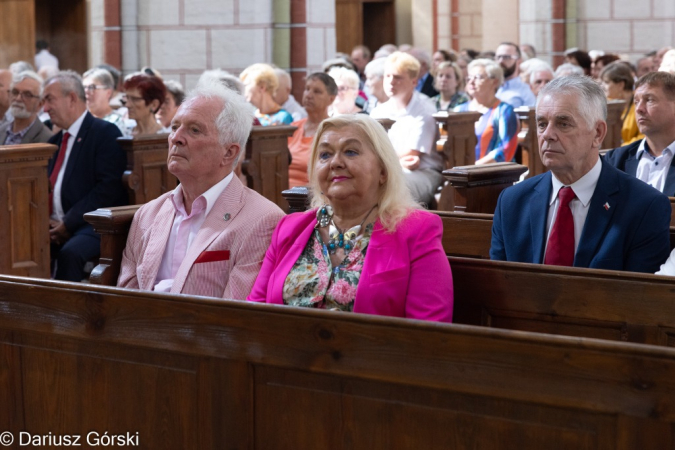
[77,137,82,142]
[603,202,610,211]
[224,213,231,221]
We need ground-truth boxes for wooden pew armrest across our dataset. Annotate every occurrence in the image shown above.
[84,205,141,286]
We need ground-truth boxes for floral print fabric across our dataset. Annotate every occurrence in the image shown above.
[282,227,372,311]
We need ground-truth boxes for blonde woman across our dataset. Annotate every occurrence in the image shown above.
[240,63,293,126]
[248,114,453,322]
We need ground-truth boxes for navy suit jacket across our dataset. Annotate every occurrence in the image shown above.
[419,73,439,98]
[48,112,128,233]
[603,139,675,196]
[490,159,671,273]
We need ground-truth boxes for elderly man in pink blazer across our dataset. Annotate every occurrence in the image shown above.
[117,78,284,299]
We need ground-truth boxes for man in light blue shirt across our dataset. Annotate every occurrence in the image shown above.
[495,42,536,108]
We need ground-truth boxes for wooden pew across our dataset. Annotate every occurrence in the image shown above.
[120,126,296,210]
[241,125,296,212]
[3,277,675,447]
[451,256,675,346]
[515,106,548,178]
[603,99,626,150]
[118,133,176,205]
[440,162,527,213]
[434,111,482,210]
[0,143,55,278]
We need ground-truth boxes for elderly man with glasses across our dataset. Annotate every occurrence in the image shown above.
[0,71,53,144]
[494,42,536,108]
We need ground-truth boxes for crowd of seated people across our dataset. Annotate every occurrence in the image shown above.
[5,38,675,327]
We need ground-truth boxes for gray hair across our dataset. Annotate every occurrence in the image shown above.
[82,68,115,90]
[527,62,554,84]
[408,47,431,68]
[364,57,386,79]
[12,71,44,96]
[273,68,292,88]
[199,69,245,95]
[190,76,255,163]
[164,80,185,106]
[9,61,35,75]
[468,58,504,86]
[45,70,86,103]
[554,63,584,78]
[537,75,606,129]
[308,114,420,231]
[327,66,360,90]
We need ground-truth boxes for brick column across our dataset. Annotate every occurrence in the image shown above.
[103,0,122,69]
[551,0,566,68]
[290,0,307,102]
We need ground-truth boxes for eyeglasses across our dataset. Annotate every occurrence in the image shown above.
[466,74,492,83]
[84,84,109,92]
[10,89,40,101]
[120,95,145,106]
[495,54,518,61]
[337,86,355,93]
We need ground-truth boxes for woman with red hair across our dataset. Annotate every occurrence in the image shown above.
[122,74,167,136]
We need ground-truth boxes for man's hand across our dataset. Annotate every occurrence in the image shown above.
[49,220,71,245]
[399,150,422,171]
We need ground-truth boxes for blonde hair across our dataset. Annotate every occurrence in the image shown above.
[239,63,278,95]
[385,51,420,80]
[436,61,465,92]
[308,115,420,231]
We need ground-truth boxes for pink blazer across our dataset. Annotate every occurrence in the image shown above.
[118,176,285,299]
[248,209,453,322]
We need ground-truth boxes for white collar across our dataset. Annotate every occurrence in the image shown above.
[550,158,602,207]
[65,110,88,139]
[636,138,675,160]
[170,172,234,217]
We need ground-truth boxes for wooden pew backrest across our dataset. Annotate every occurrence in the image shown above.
[3,278,675,446]
[0,143,56,278]
[118,134,176,205]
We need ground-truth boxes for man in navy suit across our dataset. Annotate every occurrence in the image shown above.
[491,75,671,273]
[43,71,128,281]
[604,71,675,196]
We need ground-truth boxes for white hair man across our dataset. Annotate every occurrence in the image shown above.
[491,75,670,273]
[118,78,285,299]
[272,68,307,121]
[364,57,387,112]
[370,51,442,205]
[0,71,53,144]
[528,62,554,97]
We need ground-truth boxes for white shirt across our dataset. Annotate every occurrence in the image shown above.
[370,91,442,172]
[154,172,233,292]
[544,158,602,256]
[635,138,675,193]
[34,49,59,70]
[51,110,88,222]
[282,96,307,122]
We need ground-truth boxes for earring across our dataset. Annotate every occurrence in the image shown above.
[316,204,333,228]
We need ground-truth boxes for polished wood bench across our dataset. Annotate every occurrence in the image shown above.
[3,276,675,447]
[0,143,55,278]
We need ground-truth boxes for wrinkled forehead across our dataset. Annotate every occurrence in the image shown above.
[13,77,40,92]
[175,96,222,125]
[536,93,582,119]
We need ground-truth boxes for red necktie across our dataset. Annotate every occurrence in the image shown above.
[49,132,70,214]
[544,186,576,266]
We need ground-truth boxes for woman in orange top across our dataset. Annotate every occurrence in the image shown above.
[288,73,337,187]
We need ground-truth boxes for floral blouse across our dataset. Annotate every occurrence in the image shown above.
[282,225,373,311]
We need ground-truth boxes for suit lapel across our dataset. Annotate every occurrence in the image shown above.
[530,174,551,264]
[624,152,639,178]
[138,198,176,289]
[171,176,246,293]
[21,120,39,144]
[574,161,619,267]
[664,162,675,196]
[62,112,92,183]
